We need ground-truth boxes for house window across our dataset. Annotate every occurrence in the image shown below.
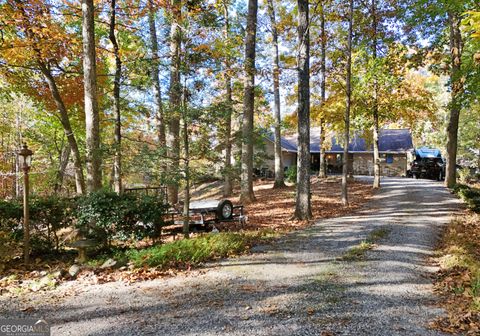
[386,154,394,164]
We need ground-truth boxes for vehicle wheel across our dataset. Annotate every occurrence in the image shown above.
[217,200,233,220]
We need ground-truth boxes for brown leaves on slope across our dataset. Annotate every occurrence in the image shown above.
[220,177,373,232]
[430,212,480,335]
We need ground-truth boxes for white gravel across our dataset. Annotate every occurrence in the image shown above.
[0,177,462,335]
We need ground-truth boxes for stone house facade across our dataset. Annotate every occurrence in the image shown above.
[264,128,414,177]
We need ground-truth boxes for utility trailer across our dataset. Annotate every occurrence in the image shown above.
[169,199,247,232]
[124,187,246,234]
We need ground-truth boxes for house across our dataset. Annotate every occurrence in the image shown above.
[264,128,414,177]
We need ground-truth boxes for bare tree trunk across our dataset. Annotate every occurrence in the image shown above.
[372,111,380,186]
[342,0,353,206]
[15,110,22,198]
[371,0,380,189]
[266,0,286,189]
[167,0,182,204]
[54,142,71,194]
[318,3,327,179]
[223,1,233,197]
[39,64,86,195]
[240,0,258,204]
[148,0,166,147]
[294,0,312,220]
[82,0,102,192]
[182,86,190,239]
[109,0,122,194]
[445,11,463,188]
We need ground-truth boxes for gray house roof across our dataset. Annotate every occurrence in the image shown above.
[270,128,413,154]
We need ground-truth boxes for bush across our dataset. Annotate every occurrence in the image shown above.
[458,168,474,184]
[453,184,480,213]
[0,191,169,260]
[0,200,23,246]
[31,197,74,251]
[135,195,168,240]
[75,191,168,244]
[285,166,297,183]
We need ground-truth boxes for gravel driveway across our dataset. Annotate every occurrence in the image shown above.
[0,177,462,335]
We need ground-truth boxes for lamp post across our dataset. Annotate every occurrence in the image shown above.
[18,143,33,266]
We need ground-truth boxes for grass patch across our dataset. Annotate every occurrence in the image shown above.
[89,230,279,270]
[341,241,375,261]
[341,227,390,261]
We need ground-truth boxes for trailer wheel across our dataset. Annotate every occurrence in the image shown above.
[217,200,233,220]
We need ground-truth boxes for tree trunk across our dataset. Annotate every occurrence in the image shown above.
[182,87,190,239]
[294,0,312,220]
[148,0,166,147]
[15,111,21,198]
[39,64,86,195]
[109,0,122,194]
[371,0,380,189]
[318,3,327,179]
[167,0,182,204]
[342,0,353,206]
[54,142,71,194]
[372,110,380,187]
[82,0,102,192]
[240,0,258,204]
[223,1,233,197]
[445,11,463,188]
[266,0,285,188]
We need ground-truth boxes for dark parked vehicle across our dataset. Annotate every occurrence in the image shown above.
[408,147,445,181]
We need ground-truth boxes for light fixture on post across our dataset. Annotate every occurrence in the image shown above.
[17,143,33,267]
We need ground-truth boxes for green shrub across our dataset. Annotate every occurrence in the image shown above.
[285,166,297,183]
[0,199,23,242]
[0,191,169,260]
[458,168,473,184]
[0,200,22,221]
[75,191,167,243]
[453,184,480,213]
[31,196,74,251]
[135,195,168,240]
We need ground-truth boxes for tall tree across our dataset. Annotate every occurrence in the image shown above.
[222,0,234,197]
[406,1,477,187]
[294,0,312,219]
[109,0,122,194]
[148,0,166,147]
[445,11,463,188]
[240,0,258,203]
[40,66,86,194]
[1,0,86,194]
[181,85,190,238]
[371,0,380,189]
[318,1,327,179]
[342,0,354,206]
[82,0,102,192]
[167,0,182,204]
[266,0,286,188]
